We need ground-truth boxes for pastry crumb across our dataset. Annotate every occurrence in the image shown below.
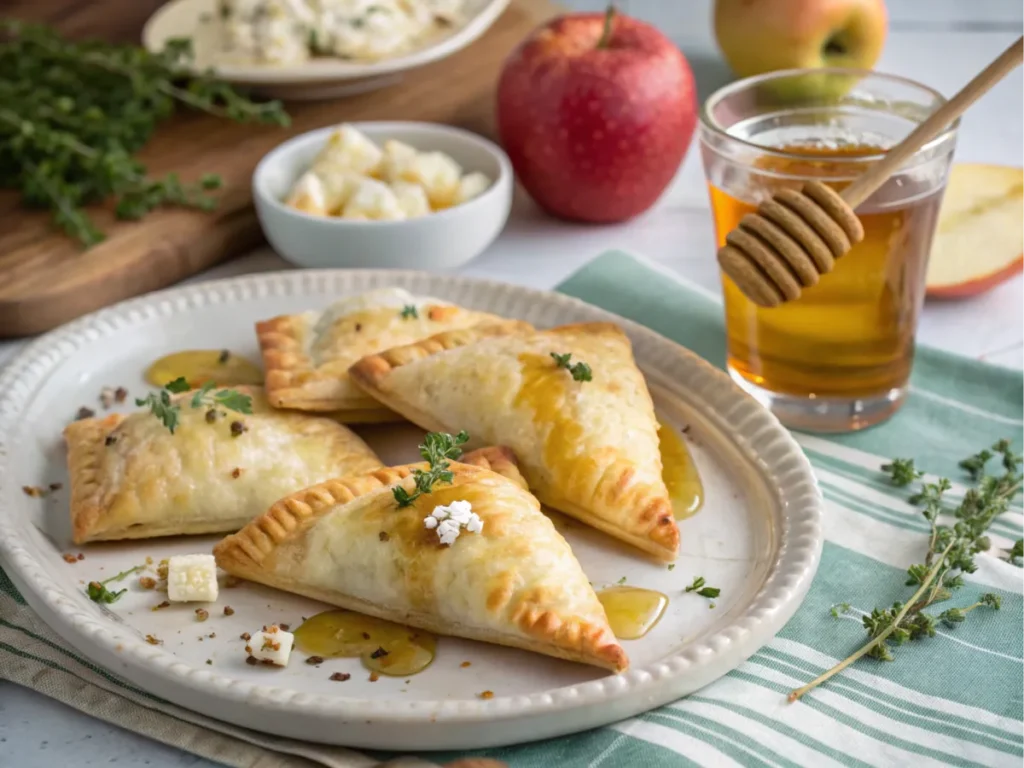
[231,467,243,479]
[245,655,258,665]
[460,661,471,668]
[139,576,157,590]
[195,608,209,622]
[330,672,351,682]
[361,632,371,640]
[145,634,162,645]
[208,632,217,639]
[145,556,153,565]
[152,600,171,611]
[224,576,241,589]
[369,647,388,659]
[75,406,96,421]
[22,486,48,498]
[205,659,213,665]
[218,349,231,364]
[62,553,79,564]
[223,606,235,616]
[368,672,380,682]
[279,623,290,631]
[105,435,117,446]
[49,482,63,491]
[306,656,324,666]
[115,386,128,403]
[99,387,115,409]
[378,531,390,542]
[240,632,251,641]
[478,690,494,700]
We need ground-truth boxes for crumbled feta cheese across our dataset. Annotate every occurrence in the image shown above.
[424,500,483,546]
[245,624,294,666]
[379,139,419,183]
[341,177,406,220]
[392,181,432,218]
[454,172,491,205]
[403,151,462,208]
[313,124,384,178]
[167,554,219,603]
[285,171,328,216]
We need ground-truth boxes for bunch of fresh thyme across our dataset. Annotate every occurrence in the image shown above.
[789,439,1022,702]
[136,377,252,434]
[0,21,289,247]
[393,431,470,507]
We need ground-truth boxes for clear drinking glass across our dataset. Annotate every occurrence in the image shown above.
[699,69,957,433]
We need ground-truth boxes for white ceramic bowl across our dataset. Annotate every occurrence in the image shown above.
[252,121,513,270]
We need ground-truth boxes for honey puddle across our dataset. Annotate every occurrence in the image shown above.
[597,586,669,640]
[145,350,263,389]
[293,610,437,676]
[658,418,703,519]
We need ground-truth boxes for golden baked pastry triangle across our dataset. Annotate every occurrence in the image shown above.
[349,322,679,561]
[256,287,518,421]
[65,387,382,544]
[214,445,627,672]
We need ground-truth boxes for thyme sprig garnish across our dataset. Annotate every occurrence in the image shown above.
[789,440,1022,702]
[393,431,470,508]
[136,377,252,434]
[86,565,143,604]
[400,305,418,319]
[0,21,289,247]
[550,352,592,382]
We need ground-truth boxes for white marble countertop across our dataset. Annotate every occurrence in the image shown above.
[1,2,1021,766]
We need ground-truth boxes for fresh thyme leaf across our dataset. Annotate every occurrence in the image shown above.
[696,587,720,599]
[85,564,143,604]
[684,576,705,593]
[881,458,923,487]
[190,381,216,407]
[211,389,253,414]
[1008,539,1024,567]
[789,438,1022,702]
[400,305,418,319]
[616,576,627,585]
[550,352,592,382]
[136,389,181,434]
[165,377,191,394]
[830,602,851,618]
[392,485,418,508]
[0,22,289,247]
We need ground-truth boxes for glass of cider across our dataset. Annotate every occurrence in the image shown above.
[699,69,957,433]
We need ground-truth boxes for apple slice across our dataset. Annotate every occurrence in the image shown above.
[926,163,1023,298]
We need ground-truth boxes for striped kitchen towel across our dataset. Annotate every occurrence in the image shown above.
[1,249,1021,768]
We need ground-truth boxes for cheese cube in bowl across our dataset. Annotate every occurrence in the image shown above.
[252,121,512,269]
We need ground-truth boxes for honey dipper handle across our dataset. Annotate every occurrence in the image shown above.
[841,36,1024,209]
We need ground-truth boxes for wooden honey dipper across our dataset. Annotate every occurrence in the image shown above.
[719,36,1024,308]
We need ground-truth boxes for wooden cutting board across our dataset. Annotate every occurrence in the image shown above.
[0,0,558,338]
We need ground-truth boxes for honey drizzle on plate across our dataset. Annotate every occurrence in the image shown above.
[145,350,263,389]
[657,418,703,519]
[293,610,437,676]
[597,586,669,640]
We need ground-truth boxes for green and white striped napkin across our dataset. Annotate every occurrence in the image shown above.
[1,249,1021,768]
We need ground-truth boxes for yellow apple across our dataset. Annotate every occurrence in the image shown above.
[926,163,1023,299]
[714,0,888,100]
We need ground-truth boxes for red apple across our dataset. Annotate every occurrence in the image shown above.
[496,7,697,223]
[926,163,1023,298]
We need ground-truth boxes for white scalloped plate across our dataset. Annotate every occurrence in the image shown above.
[0,271,822,750]
[142,0,510,100]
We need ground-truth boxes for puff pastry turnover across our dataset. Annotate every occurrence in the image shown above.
[213,446,627,672]
[255,287,510,421]
[349,322,679,561]
[65,387,382,544]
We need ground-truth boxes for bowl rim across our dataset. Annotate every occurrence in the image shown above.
[252,121,513,229]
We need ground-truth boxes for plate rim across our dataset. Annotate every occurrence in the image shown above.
[0,268,823,733]
[141,0,513,85]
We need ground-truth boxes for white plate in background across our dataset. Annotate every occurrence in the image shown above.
[142,0,510,100]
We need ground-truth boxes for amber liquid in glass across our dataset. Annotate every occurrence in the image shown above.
[712,145,943,399]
